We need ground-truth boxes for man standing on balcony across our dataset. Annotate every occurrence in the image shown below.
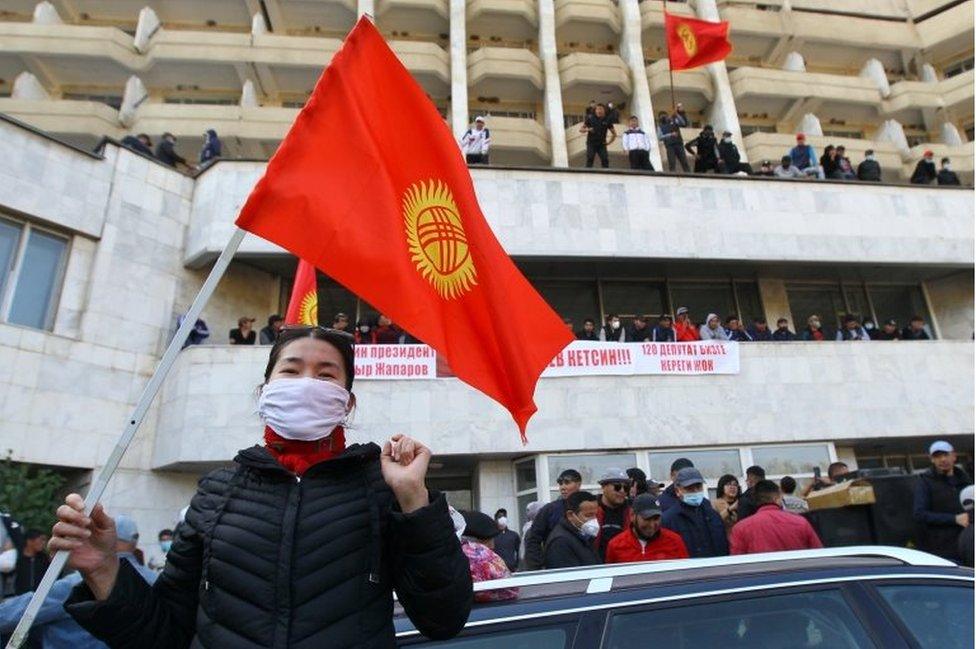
[580,103,616,168]
[674,307,699,342]
[657,110,690,173]
[460,116,491,165]
[622,115,655,171]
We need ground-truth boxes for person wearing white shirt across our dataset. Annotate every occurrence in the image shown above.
[460,116,491,164]
[621,115,654,171]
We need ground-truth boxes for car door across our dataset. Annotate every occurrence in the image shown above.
[398,611,585,649]
[862,578,975,649]
[599,584,885,649]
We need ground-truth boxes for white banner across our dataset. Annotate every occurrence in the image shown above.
[542,340,740,377]
[353,344,437,380]
[353,340,739,380]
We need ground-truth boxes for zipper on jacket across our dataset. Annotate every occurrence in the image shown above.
[273,473,303,648]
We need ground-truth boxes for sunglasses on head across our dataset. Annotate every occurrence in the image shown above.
[280,324,355,341]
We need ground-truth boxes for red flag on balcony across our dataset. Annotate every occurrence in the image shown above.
[235,17,572,439]
[285,259,319,326]
[665,11,732,71]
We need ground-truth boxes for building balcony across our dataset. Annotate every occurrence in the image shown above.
[184,162,974,268]
[639,0,696,63]
[646,59,714,114]
[915,0,975,68]
[150,341,974,467]
[788,11,916,75]
[389,40,451,96]
[479,115,550,165]
[902,142,974,185]
[557,51,630,105]
[885,70,975,126]
[729,67,883,126]
[468,47,544,101]
[466,0,538,42]
[741,131,905,180]
[376,0,450,36]
[718,3,786,66]
[554,0,621,51]
[789,0,909,19]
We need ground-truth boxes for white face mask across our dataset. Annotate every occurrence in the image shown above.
[580,518,600,538]
[611,320,621,330]
[497,516,508,529]
[944,163,952,171]
[258,377,350,441]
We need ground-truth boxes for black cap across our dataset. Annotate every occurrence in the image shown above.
[670,458,694,474]
[632,494,662,518]
[460,511,501,540]
[558,469,582,482]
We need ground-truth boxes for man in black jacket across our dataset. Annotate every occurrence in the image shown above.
[902,315,931,340]
[626,315,653,342]
[576,318,600,341]
[154,132,189,169]
[913,440,971,561]
[737,465,766,520]
[544,492,600,569]
[685,125,721,174]
[524,469,582,569]
[856,149,882,181]
[717,131,751,174]
[910,150,937,184]
[937,157,961,185]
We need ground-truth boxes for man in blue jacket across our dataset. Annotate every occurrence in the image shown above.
[789,133,824,179]
[0,515,156,649]
[662,468,729,558]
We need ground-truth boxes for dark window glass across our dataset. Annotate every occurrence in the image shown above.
[734,281,764,322]
[533,280,599,329]
[669,281,736,326]
[605,589,875,649]
[843,284,870,322]
[409,626,570,648]
[8,229,67,330]
[867,285,930,333]
[316,278,357,327]
[600,281,666,325]
[877,584,974,649]
[786,283,846,337]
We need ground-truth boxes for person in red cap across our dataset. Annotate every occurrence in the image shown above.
[910,150,938,184]
[606,494,689,564]
[788,133,824,179]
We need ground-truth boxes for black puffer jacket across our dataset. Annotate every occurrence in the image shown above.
[65,443,472,648]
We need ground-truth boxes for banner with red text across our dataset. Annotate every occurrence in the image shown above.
[542,340,739,377]
[354,344,437,380]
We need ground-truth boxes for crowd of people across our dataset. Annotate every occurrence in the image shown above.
[573,309,932,343]
[452,439,973,601]
[118,129,222,173]
[225,312,413,347]
[459,104,964,186]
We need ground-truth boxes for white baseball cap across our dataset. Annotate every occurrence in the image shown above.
[474,116,486,123]
[929,440,954,455]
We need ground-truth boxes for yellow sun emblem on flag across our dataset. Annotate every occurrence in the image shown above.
[677,23,698,57]
[403,179,477,300]
[298,290,318,325]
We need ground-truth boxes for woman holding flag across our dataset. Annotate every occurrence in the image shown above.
[48,325,472,648]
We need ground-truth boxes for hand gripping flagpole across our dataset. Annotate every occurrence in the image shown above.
[5,227,247,649]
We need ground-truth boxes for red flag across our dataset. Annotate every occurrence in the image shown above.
[235,17,572,439]
[285,259,319,326]
[665,11,732,71]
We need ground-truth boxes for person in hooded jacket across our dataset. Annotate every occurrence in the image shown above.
[910,151,937,185]
[699,314,729,341]
[685,125,721,174]
[717,131,751,174]
[199,129,222,165]
[51,326,472,649]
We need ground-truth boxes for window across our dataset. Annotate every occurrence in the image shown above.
[786,283,847,337]
[866,285,930,333]
[514,458,539,531]
[408,626,571,648]
[647,449,742,483]
[877,584,974,649]
[600,281,666,323]
[734,281,764,323]
[668,281,737,325]
[751,444,831,476]
[533,280,600,329]
[604,589,875,649]
[316,279,357,327]
[547,453,636,499]
[0,217,68,331]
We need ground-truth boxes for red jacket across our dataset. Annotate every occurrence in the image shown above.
[730,503,823,555]
[606,527,689,563]
[675,320,700,342]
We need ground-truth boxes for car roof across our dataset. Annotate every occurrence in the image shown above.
[394,546,972,635]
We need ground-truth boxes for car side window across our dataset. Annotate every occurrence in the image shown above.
[876,584,974,649]
[405,625,571,649]
[604,589,876,649]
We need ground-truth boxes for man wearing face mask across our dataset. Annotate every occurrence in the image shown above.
[606,495,688,563]
[543,492,601,569]
[600,314,625,342]
[492,509,520,572]
[674,307,700,342]
[857,149,882,181]
[662,468,729,558]
[51,327,472,648]
[801,314,826,341]
[147,529,173,573]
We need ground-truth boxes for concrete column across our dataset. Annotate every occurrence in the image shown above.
[538,0,568,166]
[11,72,50,100]
[448,0,469,140]
[618,0,661,169]
[474,459,518,527]
[797,112,823,136]
[920,63,938,83]
[358,0,375,19]
[941,122,964,145]
[860,58,891,98]
[758,278,794,332]
[240,79,259,108]
[134,7,161,53]
[876,118,910,159]
[694,0,747,161]
[119,75,148,127]
[32,1,62,24]
[782,52,805,71]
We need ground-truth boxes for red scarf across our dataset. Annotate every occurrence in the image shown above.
[264,426,346,476]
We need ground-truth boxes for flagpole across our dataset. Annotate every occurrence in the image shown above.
[664,0,676,112]
[4,227,248,649]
